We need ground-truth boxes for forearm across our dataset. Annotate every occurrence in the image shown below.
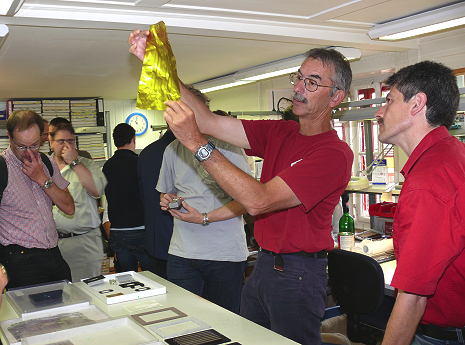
[71,164,100,197]
[381,291,427,345]
[207,200,246,223]
[45,186,75,215]
[179,84,250,149]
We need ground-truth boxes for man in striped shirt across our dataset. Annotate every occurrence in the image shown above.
[0,110,75,289]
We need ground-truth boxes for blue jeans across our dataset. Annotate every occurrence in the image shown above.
[110,230,150,273]
[167,254,246,314]
[413,334,465,345]
[240,251,327,345]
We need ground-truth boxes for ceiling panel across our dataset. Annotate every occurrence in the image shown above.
[165,0,354,18]
[333,0,456,24]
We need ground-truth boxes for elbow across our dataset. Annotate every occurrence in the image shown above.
[244,199,268,217]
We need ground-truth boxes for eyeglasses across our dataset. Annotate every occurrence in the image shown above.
[289,72,340,92]
[52,139,76,145]
[12,143,41,151]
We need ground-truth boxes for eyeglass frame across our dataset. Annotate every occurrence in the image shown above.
[289,72,340,93]
[51,138,76,145]
[11,140,41,151]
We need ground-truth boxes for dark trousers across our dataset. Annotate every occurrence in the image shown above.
[0,244,72,289]
[167,254,246,314]
[145,257,168,280]
[110,230,150,273]
[240,251,328,345]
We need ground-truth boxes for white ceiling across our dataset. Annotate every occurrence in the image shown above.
[0,0,460,99]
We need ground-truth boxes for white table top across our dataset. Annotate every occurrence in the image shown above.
[0,271,298,345]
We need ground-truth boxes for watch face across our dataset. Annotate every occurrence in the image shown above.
[125,112,148,136]
[198,147,209,159]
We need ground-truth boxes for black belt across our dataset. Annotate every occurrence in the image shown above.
[418,323,465,341]
[58,232,86,239]
[260,248,327,259]
[0,244,58,255]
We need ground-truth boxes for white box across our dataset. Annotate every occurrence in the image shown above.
[78,271,166,305]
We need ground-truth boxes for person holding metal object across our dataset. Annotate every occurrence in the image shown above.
[129,30,353,344]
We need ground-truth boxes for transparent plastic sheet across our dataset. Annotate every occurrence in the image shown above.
[136,21,181,110]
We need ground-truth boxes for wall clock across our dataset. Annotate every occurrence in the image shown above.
[125,112,149,136]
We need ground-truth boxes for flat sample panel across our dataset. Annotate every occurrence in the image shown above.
[148,317,211,340]
[6,281,90,317]
[21,317,161,345]
[165,329,230,345]
[1,305,109,345]
[132,307,187,325]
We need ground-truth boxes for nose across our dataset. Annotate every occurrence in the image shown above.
[375,104,385,119]
[293,78,305,93]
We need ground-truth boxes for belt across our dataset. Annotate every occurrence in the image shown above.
[58,232,86,239]
[418,323,465,341]
[260,248,327,259]
[0,244,58,255]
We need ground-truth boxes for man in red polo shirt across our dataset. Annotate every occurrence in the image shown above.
[376,61,465,345]
[129,30,353,345]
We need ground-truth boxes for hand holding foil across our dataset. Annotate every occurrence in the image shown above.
[132,22,181,110]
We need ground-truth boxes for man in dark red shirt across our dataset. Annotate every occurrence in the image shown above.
[376,61,465,345]
[129,31,353,345]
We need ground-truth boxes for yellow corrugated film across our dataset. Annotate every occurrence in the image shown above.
[136,21,180,110]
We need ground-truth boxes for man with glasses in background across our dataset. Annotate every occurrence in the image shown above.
[130,32,353,345]
[0,110,74,288]
[50,121,107,282]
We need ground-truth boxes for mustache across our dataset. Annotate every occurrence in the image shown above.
[293,92,307,103]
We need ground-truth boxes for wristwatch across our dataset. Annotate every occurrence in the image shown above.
[42,179,54,189]
[194,141,216,162]
[202,212,210,226]
[69,158,80,169]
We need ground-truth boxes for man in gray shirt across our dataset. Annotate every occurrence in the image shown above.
[157,134,250,314]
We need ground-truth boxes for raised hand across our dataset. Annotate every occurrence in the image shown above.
[128,29,149,61]
[61,141,78,164]
[22,150,47,185]
[164,100,206,152]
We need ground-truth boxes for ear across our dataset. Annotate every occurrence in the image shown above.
[329,89,346,108]
[410,92,427,117]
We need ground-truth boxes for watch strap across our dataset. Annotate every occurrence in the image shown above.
[42,179,54,189]
[69,158,80,168]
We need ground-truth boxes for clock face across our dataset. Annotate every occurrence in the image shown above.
[125,112,148,136]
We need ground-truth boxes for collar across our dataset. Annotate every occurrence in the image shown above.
[115,149,137,156]
[401,126,450,178]
[4,147,22,168]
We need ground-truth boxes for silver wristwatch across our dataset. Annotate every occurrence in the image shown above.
[194,141,216,162]
[202,212,210,226]
[42,179,54,189]
[69,158,80,169]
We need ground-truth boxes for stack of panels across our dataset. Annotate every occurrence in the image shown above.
[11,100,42,114]
[0,138,9,152]
[70,99,97,127]
[42,99,70,123]
[77,133,106,160]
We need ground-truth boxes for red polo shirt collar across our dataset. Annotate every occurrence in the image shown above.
[401,126,450,177]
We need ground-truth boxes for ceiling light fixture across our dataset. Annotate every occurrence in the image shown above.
[0,0,24,16]
[368,2,465,41]
[194,47,361,93]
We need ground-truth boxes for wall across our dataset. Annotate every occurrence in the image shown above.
[104,99,165,154]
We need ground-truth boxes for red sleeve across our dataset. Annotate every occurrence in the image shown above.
[279,147,351,212]
[391,188,463,295]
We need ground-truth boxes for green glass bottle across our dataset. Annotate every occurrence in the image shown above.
[338,209,355,251]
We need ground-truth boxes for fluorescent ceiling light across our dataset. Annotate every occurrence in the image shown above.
[368,2,465,41]
[194,47,361,93]
[0,0,24,15]
[0,25,9,37]
[199,81,254,93]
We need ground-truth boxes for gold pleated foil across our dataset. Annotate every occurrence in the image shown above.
[136,21,180,110]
